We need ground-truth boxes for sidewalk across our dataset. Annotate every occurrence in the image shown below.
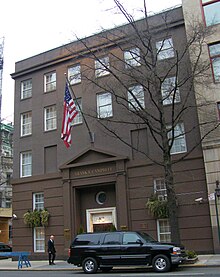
[0,255,219,271]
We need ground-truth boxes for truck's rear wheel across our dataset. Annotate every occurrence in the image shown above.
[82,257,98,274]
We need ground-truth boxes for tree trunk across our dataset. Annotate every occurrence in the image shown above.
[164,154,181,244]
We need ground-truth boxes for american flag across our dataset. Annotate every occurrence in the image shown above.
[61,83,78,148]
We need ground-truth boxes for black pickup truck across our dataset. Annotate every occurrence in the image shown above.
[67,231,186,273]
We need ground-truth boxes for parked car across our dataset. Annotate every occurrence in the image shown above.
[67,231,186,273]
[0,242,12,252]
[0,242,12,259]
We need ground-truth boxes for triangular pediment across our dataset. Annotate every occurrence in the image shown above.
[60,146,128,169]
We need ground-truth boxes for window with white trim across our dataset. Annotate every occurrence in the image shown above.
[44,105,57,131]
[33,193,44,211]
[202,0,220,27]
[217,102,220,120]
[167,123,187,154]
[44,72,56,92]
[73,98,82,125]
[161,77,180,105]
[154,179,167,201]
[128,84,145,110]
[21,79,32,99]
[97,92,113,118]
[34,227,45,252]
[68,64,81,85]
[156,38,174,60]
[157,219,171,243]
[20,151,32,177]
[124,47,141,68]
[95,56,110,77]
[209,42,220,82]
[21,112,32,136]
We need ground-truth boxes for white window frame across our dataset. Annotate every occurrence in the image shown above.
[34,227,45,252]
[44,105,57,131]
[156,38,174,60]
[161,76,180,105]
[157,219,171,243]
[128,84,145,110]
[33,193,44,211]
[124,47,141,68]
[202,0,220,27]
[209,42,220,82]
[21,79,32,99]
[153,179,167,201]
[95,56,110,77]
[97,92,113,118]
[21,112,32,136]
[72,98,82,125]
[167,123,187,154]
[20,151,32,177]
[68,64,81,85]
[44,72,56,92]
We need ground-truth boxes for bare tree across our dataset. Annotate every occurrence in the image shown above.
[66,0,218,244]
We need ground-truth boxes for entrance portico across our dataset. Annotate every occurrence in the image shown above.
[60,147,128,247]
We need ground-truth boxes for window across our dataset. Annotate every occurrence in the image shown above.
[68,64,81,85]
[97,92,113,118]
[217,102,220,120]
[124,47,141,68]
[33,193,44,211]
[209,42,220,82]
[96,191,106,205]
[21,79,32,99]
[154,179,167,201]
[34,227,45,252]
[95,56,110,77]
[202,0,220,27]
[161,77,180,105]
[21,112,32,136]
[44,105,57,131]
[103,233,120,245]
[73,98,82,125]
[167,123,187,154]
[156,38,174,60]
[123,233,141,244]
[157,219,171,243]
[74,234,101,245]
[20,151,32,177]
[128,85,145,110]
[44,72,56,92]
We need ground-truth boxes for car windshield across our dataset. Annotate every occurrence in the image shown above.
[138,232,157,242]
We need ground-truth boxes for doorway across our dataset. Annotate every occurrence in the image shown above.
[86,207,117,232]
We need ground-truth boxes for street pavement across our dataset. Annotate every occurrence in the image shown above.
[0,255,219,271]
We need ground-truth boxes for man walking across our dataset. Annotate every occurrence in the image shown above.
[48,235,56,265]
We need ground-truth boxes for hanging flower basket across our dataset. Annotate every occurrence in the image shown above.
[23,209,50,227]
[40,209,50,227]
[146,195,169,219]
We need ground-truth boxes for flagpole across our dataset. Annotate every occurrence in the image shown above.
[64,73,95,144]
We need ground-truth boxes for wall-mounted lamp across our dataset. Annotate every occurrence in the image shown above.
[12,214,17,220]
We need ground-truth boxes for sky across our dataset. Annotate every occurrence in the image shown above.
[0,0,182,124]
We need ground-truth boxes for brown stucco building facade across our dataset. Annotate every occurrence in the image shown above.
[11,6,215,260]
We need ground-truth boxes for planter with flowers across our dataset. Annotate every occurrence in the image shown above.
[23,209,50,227]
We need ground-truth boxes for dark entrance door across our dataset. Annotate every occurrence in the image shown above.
[93,223,115,232]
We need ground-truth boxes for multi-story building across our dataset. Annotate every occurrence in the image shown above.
[0,122,13,244]
[11,6,214,259]
[183,0,220,253]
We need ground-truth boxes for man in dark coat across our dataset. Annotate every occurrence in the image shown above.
[48,235,56,265]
